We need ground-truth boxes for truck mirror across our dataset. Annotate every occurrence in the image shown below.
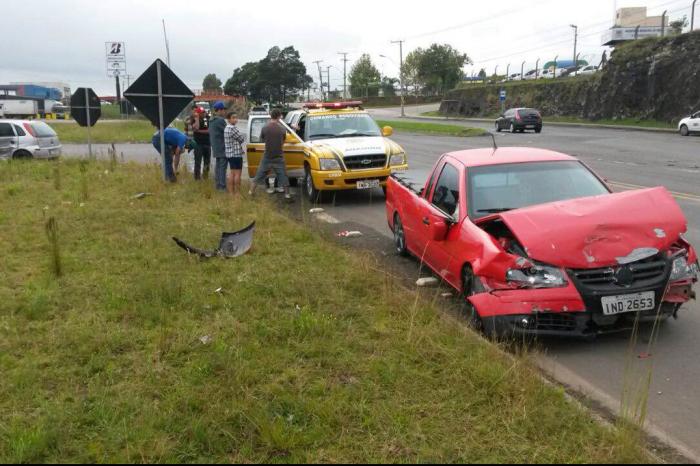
[382,126,394,137]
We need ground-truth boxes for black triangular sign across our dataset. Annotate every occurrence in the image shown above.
[124,59,194,128]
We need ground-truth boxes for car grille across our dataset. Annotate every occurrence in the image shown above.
[531,313,578,332]
[343,154,387,170]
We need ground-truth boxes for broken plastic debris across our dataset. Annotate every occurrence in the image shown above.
[441,292,453,298]
[337,231,363,238]
[214,287,224,294]
[309,208,325,214]
[173,222,255,259]
[199,335,212,345]
[133,192,153,200]
[416,277,439,287]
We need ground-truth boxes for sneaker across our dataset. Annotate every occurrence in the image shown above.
[275,187,285,193]
[266,188,275,194]
[285,193,293,200]
[247,190,254,196]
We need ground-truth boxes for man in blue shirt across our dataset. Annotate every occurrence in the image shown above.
[152,127,196,183]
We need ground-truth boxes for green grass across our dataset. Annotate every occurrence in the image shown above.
[0,160,649,463]
[377,120,486,137]
[48,120,185,144]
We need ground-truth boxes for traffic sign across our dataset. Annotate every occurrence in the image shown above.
[124,59,194,181]
[107,60,127,78]
[124,59,194,128]
[70,88,101,128]
[499,90,507,102]
[105,42,126,61]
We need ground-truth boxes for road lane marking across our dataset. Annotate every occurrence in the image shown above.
[609,181,700,203]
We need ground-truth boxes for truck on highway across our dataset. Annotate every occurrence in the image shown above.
[386,146,698,338]
[0,98,39,119]
[246,101,408,201]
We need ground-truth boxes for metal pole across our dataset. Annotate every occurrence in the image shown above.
[571,25,578,67]
[661,10,667,37]
[494,65,498,81]
[157,60,167,182]
[392,40,405,117]
[313,60,324,100]
[115,75,122,119]
[506,63,511,80]
[692,0,697,31]
[338,52,349,99]
[635,25,641,39]
[162,20,171,67]
[85,88,93,160]
[521,61,525,79]
[554,55,559,78]
[535,58,540,79]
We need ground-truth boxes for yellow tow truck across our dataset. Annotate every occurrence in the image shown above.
[246,101,408,200]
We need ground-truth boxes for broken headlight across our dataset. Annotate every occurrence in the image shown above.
[670,256,698,281]
[390,153,406,166]
[506,265,568,289]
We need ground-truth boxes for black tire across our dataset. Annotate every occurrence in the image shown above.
[535,126,542,134]
[495,122,501,132]
[393,213,409,257]
[680,125,690,137]
[304,165,322,203]
[12,150,32,160]
[460,266,483,330]
[509,122,516,134]
[382,185,387,196]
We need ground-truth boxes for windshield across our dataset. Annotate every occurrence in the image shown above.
[469,161,610,219]
[30,122,57,138]
[307,113,381,140]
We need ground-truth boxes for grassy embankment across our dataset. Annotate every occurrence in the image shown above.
[0,160,649,462]
[376,120,486,137]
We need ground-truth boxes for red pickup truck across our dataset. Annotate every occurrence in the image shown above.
[386,147,698,338]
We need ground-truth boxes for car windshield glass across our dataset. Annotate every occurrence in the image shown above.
[469,161,610,219]
[30,122,57,137]
[307,114,381,140]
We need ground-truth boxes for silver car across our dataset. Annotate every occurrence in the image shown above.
[0,120,62,160]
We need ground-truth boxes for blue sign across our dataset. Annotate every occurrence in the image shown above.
[499,90,506,102]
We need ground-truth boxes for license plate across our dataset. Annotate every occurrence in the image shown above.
[356,179,380,190]
[526,125,535,128]
[601,292,655,316]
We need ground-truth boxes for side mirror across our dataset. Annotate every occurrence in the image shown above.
[285,133,297,144]
[430,217,449,242]
[382,126,394,137]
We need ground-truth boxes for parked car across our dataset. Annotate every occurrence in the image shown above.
[506,73,521,81]
[678,111,700,136]
[385,147,698,338]
[559,66,581,78]
[572,65,599,77]
[0,120,62,160]
[495,108,543,133]
[522,69,538,80]
[540,68,556,79]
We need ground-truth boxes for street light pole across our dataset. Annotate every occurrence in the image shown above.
[391,39,405,117]
[570,24,578,67]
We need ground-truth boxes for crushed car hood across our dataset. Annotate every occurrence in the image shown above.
[310,136,402,158]
[494,187,687,269]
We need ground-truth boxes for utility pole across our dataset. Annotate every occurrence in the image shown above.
[162,19,171,67]
[570,24,578,67]
[325,65,333,100]
[338,52,349,99]
[313,60,324,100]
[391,39,405,117]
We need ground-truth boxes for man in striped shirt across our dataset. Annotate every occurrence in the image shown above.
[224,112,245,194]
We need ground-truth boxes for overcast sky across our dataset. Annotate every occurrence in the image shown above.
[1,0,694,96]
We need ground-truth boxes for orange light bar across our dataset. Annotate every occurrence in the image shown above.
[303,101,364,110]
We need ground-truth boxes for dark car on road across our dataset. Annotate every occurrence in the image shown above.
[495,108,543,133]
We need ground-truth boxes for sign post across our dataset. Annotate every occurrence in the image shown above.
[124,59,194,182]
[106,42,127,116]
[499,89,507,114]
[70,88,101,159]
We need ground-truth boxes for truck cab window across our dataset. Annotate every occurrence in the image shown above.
[431,163,460,219]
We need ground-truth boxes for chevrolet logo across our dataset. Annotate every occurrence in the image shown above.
[361,159,372,165]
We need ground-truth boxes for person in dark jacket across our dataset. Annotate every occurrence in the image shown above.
[187,106,212,180]
[209,101,229,191]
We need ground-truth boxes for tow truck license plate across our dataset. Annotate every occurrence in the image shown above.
[356,179,380,190]
[601,292,655,316]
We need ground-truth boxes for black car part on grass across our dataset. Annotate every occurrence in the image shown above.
[173,222,255,259]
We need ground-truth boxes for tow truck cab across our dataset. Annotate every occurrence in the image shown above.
[246,102,408,200]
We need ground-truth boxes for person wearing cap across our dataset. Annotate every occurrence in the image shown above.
[151,126,197,183]
[186,106,212,180]
[209,101,229,191]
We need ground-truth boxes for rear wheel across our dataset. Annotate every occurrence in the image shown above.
[680,125,690,137]
[460,266,483,330]
[535,126,542,134]
[393,214,408,257]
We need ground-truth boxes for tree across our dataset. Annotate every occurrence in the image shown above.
[478,69,487,80]
[402,50,425,95]
[202,74,222,93]
[224,62,260,99]
[416,44,471,95]
[349,54,381,98]
[380,77,399,97]
[669,15,688,35]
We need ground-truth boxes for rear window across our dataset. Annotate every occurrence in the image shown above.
[518,109,540,118]
[30,122,57,137]
[249,117,269,143]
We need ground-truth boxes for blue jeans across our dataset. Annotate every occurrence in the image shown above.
[154,144,176,182]
[215,157,228,191]
[252,157,289,187]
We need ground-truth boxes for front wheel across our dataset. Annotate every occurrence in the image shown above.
[460,267,483,330]
[393,214,409,257]
[12,150,33,160]
[535,126,542,134]
[509,122,516,134]
[304,165,322,203]
[680,125,690,137]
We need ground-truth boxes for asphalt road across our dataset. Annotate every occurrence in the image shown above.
[62,110,700,459]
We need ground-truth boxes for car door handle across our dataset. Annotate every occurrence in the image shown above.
[422,217,431,226]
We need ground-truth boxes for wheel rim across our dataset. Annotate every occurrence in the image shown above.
[306,171,313,197]
[394,218,405,253]
[681,126,689,136]
[510,123,515,133]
